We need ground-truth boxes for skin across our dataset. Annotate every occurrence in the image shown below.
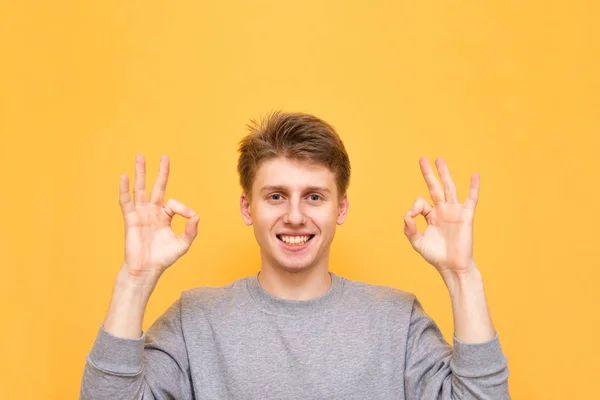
[239,157,349,300]
[103,153,495,344]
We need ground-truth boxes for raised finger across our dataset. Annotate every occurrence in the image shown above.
[464,172,480,211]
[435,158,459,203]
[419,157,445,205]
[163,198,197,220]
[133,154,148,204]
[150,155,170,205]
[118,174,135,215]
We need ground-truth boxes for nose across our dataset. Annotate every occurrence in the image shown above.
[283,200,306,225]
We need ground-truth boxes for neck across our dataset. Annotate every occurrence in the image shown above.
[257,263,332,300]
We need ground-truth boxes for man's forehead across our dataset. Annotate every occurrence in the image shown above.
[259,157,331,172]
[257,158,332,178]
[253,158,336,191]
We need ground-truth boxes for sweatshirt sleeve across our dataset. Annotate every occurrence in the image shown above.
[79,295,194,400]
[404,297,510,399]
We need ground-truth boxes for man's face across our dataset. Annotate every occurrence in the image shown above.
[240,157,348,273]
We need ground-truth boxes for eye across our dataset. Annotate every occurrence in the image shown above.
[270,194,283,201]
[309,194,322,201]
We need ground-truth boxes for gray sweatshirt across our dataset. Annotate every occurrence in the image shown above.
[80,271,510,399]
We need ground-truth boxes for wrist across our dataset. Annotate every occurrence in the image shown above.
[440,260,482,297]
[118,262,162,288]
[114,268,159,306]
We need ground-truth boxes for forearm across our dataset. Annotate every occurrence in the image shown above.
[102,265,159,339]
[443,261,495,343]
[81,268,182,400]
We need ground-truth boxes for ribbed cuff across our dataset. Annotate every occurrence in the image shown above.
[87,324,146,375]
[451,333,508,377]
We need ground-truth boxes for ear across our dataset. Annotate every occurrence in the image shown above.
[240,192,253,226]
[336,193,349,225]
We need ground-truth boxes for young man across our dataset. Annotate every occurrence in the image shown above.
[80,112,510,399]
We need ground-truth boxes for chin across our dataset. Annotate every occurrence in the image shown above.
[274,256,317,273]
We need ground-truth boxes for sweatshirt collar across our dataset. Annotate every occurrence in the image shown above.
[245,270,345,317]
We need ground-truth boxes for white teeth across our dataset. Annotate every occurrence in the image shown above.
[280,235,311,245]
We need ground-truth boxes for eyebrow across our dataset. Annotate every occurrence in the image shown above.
[259,185,331,194]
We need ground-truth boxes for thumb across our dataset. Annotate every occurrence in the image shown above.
[403,211,422,248]
[180,213,200,247]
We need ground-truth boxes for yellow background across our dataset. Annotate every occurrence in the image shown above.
[1,1,598,398]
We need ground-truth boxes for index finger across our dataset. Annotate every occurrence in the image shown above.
[133,154,147,204]
[419,156,445,205]
[150,155,170,205]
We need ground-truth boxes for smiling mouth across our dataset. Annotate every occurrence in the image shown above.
[276,234,315,246]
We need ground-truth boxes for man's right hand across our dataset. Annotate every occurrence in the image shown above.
[102,155,199,339]
[119,154,200,283]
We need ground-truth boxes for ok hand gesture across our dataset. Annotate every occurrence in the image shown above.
[119,155,200,282]
[403,157,480,282]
